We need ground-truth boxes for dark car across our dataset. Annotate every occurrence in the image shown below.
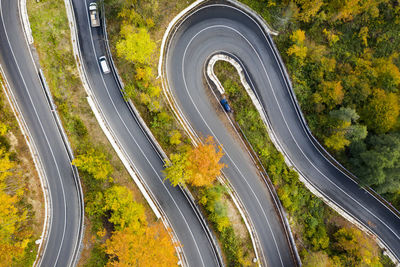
[220,98,232,113]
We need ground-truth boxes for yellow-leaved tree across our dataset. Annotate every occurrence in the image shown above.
[362,88,399,134]
[0,149,31,264]
[72,149,113,182]
[116,25,156,65]
[287,29,308,62]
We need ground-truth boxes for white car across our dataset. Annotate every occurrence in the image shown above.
[99,56,110,74]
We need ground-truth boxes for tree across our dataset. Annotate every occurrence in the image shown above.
[0,149,31,265]
[350,133,400,194]
[374,58,400,93]
[287,29,308,62]
[169,130,182,145]
[103,186,147,231]
[104,222,178,267]
[163,153,189,186]
[186,136,226,187]
[328,107,367,144]
[164,136,226,187]
[329,107,359,123]
[323,29,339,46]
[302,251,333,267]
[319,80,344,109]
[72,149,113,181]
[362,88,399,134]
[87,185,147,231]
[135,66,153,85]
[0,149,15,182]
[346,125,367,142]
[333,227,382,266]
[0,122,7,136]
[199,186,230,232]
[116,26,156,65]
[358,26,369,47]
[294,0,324,23]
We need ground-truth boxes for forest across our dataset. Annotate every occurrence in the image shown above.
[240,0,400,208]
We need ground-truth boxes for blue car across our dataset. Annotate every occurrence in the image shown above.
[220,98,232,113]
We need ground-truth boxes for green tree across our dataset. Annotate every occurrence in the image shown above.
[327,107,367,144]
[329,107,359,123]
[199,186,230,232]
[350,133,400,194]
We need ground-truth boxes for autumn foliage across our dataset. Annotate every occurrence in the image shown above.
[164,136,226,187]
[0,112,36,265]
[187,136,227,187]
[104,222,178,267]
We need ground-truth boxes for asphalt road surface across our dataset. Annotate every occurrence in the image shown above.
[71,0,222,266]
[0,0,83,266]
[165,2,400,263]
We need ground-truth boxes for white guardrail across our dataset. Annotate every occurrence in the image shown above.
[0,64,51,267]
[99,2,224,265]
[64,0,224,265]
[206,53,301,265]
[157,0,298,266]
[212,1,400,264]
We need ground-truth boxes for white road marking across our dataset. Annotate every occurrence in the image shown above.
[180,25,285,267]
[0,2,69,265]
[82,1,210,265]
[176,20,400,260]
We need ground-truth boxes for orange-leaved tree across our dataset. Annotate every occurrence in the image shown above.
[104,222,178,267]
[164,136,226,187]
[186,136,226,187]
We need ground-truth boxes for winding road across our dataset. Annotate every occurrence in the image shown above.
[164,1,400,263]
[0,0,83,266]
[70,0,222,266]
[3,0,400,266]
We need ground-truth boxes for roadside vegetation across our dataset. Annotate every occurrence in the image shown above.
[104,0,256,264]
[214,59,393,266]
[0,76,44,265]
[240,0,400,209]
[27,0,178,266]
